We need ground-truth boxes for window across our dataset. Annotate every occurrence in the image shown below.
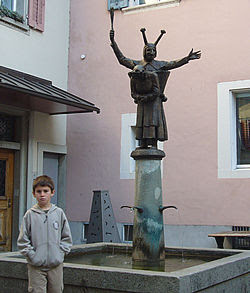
[120,113,164,179]
[0,0,25,22]
[1,0,13,10]
[128,0,147,6]
[0,114,15,142]
[218,80,250,178]
[0,0,45,31]
[123,224,133,242]
[108,0,129,10]
[130,126,138,173]
[236,93,250,165]
[120,113,138,179]
[232,226,250,249]
[108,0,181,11]
[82,223,89,242]
[128,0,166,7]
[126,0,181,11]
[0,113,20,142]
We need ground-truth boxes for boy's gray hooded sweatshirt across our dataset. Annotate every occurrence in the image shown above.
[17,204,72,268]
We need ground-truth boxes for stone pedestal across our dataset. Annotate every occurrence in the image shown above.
[131,148,165,262]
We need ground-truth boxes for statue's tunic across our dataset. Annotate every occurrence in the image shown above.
[111,41,189,142]
[129,68,167,141]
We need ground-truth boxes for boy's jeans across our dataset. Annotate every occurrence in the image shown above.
[27,263,63,293]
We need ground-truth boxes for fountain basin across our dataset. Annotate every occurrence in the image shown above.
[0,243,249,293]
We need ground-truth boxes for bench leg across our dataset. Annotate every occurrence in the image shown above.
[224,237,233,249]
[215,236,224,248]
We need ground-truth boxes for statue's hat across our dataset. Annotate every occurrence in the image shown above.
[140,28,166,46]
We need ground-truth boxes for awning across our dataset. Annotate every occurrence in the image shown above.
[0,66,100,115]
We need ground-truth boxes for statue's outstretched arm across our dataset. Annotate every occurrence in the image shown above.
[110,30,136,70]
[161,49,201,70]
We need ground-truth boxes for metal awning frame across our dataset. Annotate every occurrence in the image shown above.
[0,66,100,115]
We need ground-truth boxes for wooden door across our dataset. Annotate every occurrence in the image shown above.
[0,149,14,251]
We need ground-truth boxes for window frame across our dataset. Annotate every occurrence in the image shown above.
[123,0,181,14]
[218,80,250,178]
[120,113,137,179]
[120,113,163,179]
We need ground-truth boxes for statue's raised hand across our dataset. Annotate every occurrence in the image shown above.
[188,49,201,61]
[110,30,115,44]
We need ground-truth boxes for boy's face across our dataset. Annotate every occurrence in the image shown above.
[33,185,55,209]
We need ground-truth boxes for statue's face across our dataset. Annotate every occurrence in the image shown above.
[144,44,157,62]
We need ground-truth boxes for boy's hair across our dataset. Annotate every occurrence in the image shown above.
[33,175,55,192]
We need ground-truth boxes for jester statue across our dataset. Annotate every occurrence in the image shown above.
[110,22,201,149]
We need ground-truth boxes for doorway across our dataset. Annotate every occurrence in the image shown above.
[0,149,14,251]
[43,152,59,205]
[37,143,67,210]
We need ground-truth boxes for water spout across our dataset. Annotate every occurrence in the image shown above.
[120,205,144,213]
[159,205,178,213]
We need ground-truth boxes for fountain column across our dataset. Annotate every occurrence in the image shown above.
[131,148,165,262]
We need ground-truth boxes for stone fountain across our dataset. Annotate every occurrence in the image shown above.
[0,244,249,292]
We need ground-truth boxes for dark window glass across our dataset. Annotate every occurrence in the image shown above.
[0,160,6,196]
[236,95,250,165]
[84,224,89,240]
[1,0,13,10]
[124,225,133,241]
[0,114,16,142]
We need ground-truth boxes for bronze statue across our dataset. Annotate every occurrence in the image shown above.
[128,64,165,148]
[110,17,201,149]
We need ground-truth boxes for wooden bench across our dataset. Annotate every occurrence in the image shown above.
[208,231,250,249]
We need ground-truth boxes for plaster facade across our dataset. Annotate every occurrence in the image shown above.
[67,0,250,247]
[0,0,70,250]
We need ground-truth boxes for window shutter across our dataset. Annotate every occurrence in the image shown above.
[108,0,129,10]
[29,0,45,32]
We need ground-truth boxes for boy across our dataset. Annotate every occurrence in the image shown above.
[17,175,72,293]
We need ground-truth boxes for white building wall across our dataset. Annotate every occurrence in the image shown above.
[0,0,70,214]
[0,0,70,147]
[0,0,70,89]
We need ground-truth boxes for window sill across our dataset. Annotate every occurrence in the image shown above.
[122,0,181,14]
[219,168,250,179]
[0,15,29,33]
[236,164,250,169]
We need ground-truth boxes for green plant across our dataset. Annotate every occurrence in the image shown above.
[0,5,24,23]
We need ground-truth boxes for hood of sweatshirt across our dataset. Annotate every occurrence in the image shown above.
[30,204,58,214]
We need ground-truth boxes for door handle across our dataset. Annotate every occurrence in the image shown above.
[8,198,11,208]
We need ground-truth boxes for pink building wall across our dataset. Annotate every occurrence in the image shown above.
[67,0,250,227]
